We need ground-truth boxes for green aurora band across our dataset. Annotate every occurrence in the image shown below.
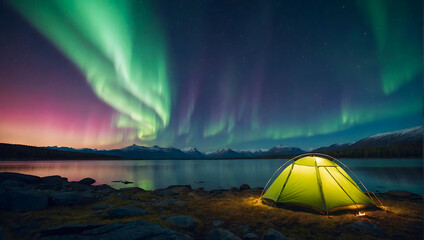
[7,0,422,150]
[357,0,422,95]
[11,0,170,141]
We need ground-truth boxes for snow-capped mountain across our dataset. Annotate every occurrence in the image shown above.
[207,148,245,159]
[42,126,422,159]
[107,145,188,159]
[350,126,423,149]
[312,143,353,152]
[238,148,268,157]
[266,145,305,156]
[181,147,206,159]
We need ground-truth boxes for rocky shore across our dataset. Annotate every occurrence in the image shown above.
[0,172,422,240]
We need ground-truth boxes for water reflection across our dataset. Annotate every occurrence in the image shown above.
[0,159,421,195]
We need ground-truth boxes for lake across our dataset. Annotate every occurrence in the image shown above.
[0,158,422,195]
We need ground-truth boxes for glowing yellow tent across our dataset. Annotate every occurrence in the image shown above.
[261,153,375,213]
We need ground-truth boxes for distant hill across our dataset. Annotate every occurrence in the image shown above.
[207,148,245,159]
[266,145,305,156]
[2,126,422,160]
[0,143,121,160]
[312,126,423,158]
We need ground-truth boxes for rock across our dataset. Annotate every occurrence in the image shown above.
[92,204,110,210]
[252,187,264,191]
[41,220,191,240]
[210,189,227,196]
[348,221,380,234]
[93,184,116,194]
[82,222,125,235]
[264,228,291,240]
[212,220,224,227]
[119,187,144,192]
[238,225,252,234]
[230,187,238,192]
[0,180,24,190]
[154,188,178,197]
[165,215,199,230]
[107,206,148,218]
[187,192,203,200]
[51,192,95,206]
[155,185,192,197]
[0,189,48,211]
[42,176,68,184]
[243,233,259,239]
[208,228,241,240]
[167,185,192,193]
[0,172,42,184]
[0,230,5,240]
[78,178,95,186]
[41,224,104,236]
[156,199,188,207]
[239,184,250,191]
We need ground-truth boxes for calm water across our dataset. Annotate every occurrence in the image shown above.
[0,159,422,195]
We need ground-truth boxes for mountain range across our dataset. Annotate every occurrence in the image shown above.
[38,125,422,159]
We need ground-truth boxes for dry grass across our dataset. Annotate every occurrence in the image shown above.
[1,190,422,240]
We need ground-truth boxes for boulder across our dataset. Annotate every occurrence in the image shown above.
[243,233,259,239]
[0,189,48,211]
[264,228,291,240]
[156,199,188,207]
[93,184,116,195]
[165,215,199,230]
[348,221,380,234]
[154,189,178,197]
[187,192,203,200]
[107,206,148,218]
[167,185,192,194]
[51,192,95,206]
[212,220,224,227]
[239,184,250,191]
[41,224,104,236]
[118,187,144,192]
[82,222,124,235]
[238,225,252,234]
[78,178,95,186]
[0,180,24,190]
[208,228,241,240]
[0,172,42,184]
[92,204,110,211]
[42,176,68,185]
[40,220,191,240]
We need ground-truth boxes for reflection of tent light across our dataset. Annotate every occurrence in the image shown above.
[358,212,366,216]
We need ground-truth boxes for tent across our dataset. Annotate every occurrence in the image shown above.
[261,153,376,213]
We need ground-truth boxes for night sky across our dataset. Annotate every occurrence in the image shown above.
[0,0,422,151]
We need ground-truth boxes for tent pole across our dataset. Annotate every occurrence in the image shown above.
[260,159,293,199]
[313,154,328,213]
[334,159,384,207]
[275,162,295,202]
[324,167,360,211]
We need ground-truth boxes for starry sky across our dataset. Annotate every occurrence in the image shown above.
[0,0,422,151]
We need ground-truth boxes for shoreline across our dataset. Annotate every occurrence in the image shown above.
[0,172,422,240]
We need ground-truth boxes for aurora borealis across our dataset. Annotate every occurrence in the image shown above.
[0,0,422,151]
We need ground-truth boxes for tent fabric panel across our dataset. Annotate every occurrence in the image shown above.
[314,156,337,167]
[319,167,357,210]
[278,164,323,210]
[326,167,373,206]
[294,156,316,166]
[336,166,360,188]
[261,164,292,202]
